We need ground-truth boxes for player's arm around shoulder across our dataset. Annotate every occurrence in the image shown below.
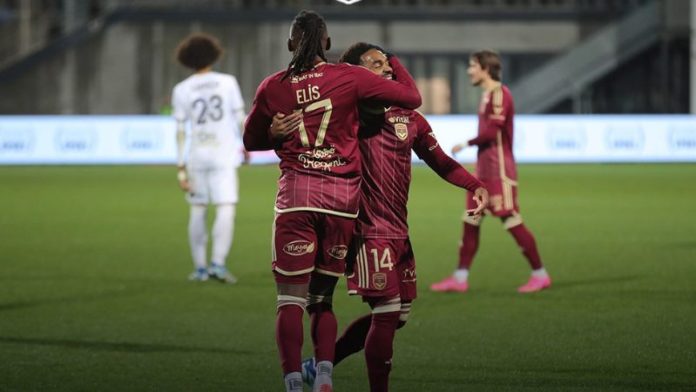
[243,77,275,151]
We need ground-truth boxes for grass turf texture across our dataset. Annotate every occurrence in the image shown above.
[0,164,695,392]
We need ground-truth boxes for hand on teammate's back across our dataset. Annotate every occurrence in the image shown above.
[270,112,303,141]
[468,187,489,217]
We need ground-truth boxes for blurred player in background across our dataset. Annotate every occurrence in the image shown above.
[291,42,488,392]
[172,33,246,284]
[243,11,421,392]
[430,50,551,294]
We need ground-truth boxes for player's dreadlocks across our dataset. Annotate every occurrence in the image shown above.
[282,10,328,80]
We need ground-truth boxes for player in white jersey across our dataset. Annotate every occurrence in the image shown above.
[171,33,247,283]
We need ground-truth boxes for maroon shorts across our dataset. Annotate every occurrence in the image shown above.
[347,236,417,301]
[272,211,354,281]
[468,178,519,217]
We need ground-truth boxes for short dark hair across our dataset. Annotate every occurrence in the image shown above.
[339,42,380,66]
[471,50,502,81]
[175,33,223,71]
[283,10,328,80]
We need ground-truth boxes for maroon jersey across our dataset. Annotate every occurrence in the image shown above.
[358,108,482,239]
[244,57,421,218]
[468,83,517,183]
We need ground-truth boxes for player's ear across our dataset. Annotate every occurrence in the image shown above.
[325,37,331,51]
[287,38,294,52]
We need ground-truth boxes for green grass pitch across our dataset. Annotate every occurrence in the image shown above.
[0,164,695,391]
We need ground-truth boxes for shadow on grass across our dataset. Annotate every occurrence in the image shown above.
[0,336,252,355]
[0,288,147,312]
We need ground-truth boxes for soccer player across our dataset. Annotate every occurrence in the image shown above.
[171,33,246,284]
[286,42,488,392]
[430,50,551,294]
[243,11,421,392]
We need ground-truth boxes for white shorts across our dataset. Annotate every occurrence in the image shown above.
[186,166,238,205]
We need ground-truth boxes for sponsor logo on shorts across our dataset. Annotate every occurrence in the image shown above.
[394,123,408,141]
[373,273,387,290]
[327,245,349,260]
[283,240,315,256]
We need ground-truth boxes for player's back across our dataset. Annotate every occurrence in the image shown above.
[258,63,375,217]
[172,71,244,168]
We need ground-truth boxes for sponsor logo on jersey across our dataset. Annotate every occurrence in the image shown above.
[394,123,408,141]
[388,116,410,124]
[669,126,696,151]
[55,127,96,153]
[283,240,315,256]
[121,127,163,152]
[0,127,34,153]
[605,126,644,151]
[372,273,387,290]
[334,0,362,4]
[327,245,349,260]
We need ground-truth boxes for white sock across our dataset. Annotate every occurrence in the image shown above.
[188,205,208,269]
[211,204,235,266]
[313,361,333,391]
[284,372,303,392]
[454,268,469,283]
[532,268,548,278]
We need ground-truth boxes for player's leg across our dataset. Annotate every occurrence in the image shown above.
[186,167,210,280]
[273,212,319,391]
[307,214,354,392]
[209,167,238,283]
[364,295,401,392]
[307,272,339,392]
[431,189,483,292]
[499,183,550,293]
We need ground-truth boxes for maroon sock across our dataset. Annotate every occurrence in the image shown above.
[458,222,480,270]
[309,304,338,363]
[276,305,304,374]
[508,224,543,270]
[334,313,372,365]
[364,311,400,392]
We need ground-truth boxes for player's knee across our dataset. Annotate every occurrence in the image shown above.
[276,294,307,312]
[306,293,333,314]
[368,296,402,315]
[462,212,482,226]
[502,212,523,229]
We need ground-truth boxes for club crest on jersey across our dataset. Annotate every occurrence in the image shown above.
[283,240,315,256]
[327,245,349,260]
[372,273,387,290]
[394,123,408,141]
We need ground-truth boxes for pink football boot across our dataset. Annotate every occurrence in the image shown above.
[430,276,469,293]
[517,275,552,293]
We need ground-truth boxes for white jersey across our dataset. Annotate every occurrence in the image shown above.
[172,71,245,169]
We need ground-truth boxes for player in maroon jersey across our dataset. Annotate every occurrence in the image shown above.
[272,43,487,392]
[243,11,421,392]
[430,50,551,294]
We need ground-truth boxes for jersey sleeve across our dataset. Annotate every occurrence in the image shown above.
[243,80,275,151]
[468,86,507,146]
[171,85,188,122]
[412,112,483,192]
[353,56,422,109]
